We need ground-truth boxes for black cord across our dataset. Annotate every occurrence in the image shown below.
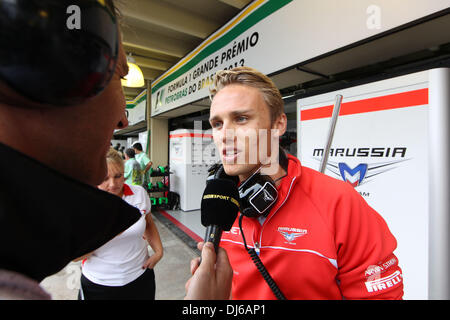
[273,173,288,183]
[238,214,286,300]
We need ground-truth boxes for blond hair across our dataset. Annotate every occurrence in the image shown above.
[210,66,284,123]
[106,147,124,171]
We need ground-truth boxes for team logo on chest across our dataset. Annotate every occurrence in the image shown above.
[277,226,308,244]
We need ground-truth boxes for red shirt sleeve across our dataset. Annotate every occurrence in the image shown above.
[333,185,404,299]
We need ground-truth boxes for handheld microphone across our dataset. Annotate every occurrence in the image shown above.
[201,178,240,253]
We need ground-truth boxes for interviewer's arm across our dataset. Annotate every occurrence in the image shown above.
[184,242,233,300]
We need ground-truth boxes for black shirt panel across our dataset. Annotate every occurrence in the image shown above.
[0,142,141,282]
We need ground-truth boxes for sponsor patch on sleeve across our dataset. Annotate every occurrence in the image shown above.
[365,254,398,278]
[364,254,402,293]
[365,270,403,293]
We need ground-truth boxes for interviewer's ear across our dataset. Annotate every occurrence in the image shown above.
[271,113,287,137]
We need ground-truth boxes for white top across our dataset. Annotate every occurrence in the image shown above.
[82,184,151,286]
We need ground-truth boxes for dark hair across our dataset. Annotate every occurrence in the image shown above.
[125,148,135,158]
[133,142,143,151]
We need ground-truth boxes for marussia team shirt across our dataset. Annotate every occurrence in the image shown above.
[220,154,403,300]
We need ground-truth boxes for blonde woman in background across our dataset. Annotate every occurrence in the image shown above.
[79,148,163,300]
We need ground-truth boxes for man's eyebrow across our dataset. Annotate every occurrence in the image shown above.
[230,109,254,116]
[210,109,254,122]
[209,115,219,122]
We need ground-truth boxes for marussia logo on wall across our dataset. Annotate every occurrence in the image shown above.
[312,147,410,187]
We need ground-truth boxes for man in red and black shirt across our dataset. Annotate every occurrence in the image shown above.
[206,66,403,300]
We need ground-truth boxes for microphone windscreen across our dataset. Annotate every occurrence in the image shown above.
[201,178,240,231]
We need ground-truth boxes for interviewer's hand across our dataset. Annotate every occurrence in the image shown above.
[184,242,233,300]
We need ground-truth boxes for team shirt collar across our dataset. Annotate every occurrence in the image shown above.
[123,183,134,196]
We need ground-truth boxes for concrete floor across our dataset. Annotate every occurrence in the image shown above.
[39,213,200,300]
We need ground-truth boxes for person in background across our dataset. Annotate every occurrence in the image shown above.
[78,148,163,300]
[124,148,143,185]
[132,142,152,186]
[119,146,125,159]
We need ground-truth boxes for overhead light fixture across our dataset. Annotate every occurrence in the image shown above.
[121,54,145,88]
